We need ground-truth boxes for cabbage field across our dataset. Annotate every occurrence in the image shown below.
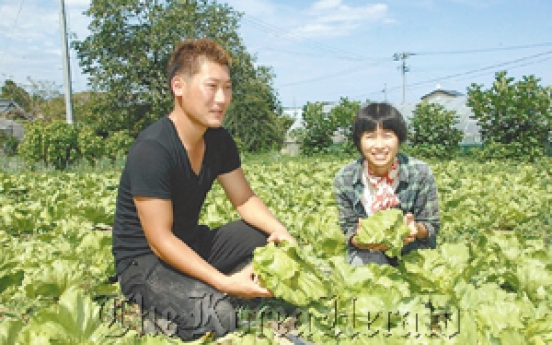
[1,155,551,344]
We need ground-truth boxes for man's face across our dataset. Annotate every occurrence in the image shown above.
[175,60,232,129]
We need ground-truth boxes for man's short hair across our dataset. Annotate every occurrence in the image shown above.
[352,102,408,152]
[167,38,231,94]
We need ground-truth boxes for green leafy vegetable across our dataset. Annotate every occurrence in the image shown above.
[253,241,330,306]
[356,208,411,257]
[1,157,551,343]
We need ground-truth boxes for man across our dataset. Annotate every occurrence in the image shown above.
[112,38,295,341]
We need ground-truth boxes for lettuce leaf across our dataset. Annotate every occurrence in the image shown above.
[253,241,330,306]
[356,209,410,257]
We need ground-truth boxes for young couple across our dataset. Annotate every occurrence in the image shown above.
[112,38,440,341]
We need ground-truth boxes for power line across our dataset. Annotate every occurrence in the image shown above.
[278,57,391,88]
[388,44,552,103]
[279,48,552,100]
[241,14,383,63]
[278,62,370,88]
[408,50,552,89]
[0,0,25,69]
[410,55,552,92]
[415,42,552,56]
[353,49,552,101]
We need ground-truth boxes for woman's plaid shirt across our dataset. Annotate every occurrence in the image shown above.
[333,152,440,255]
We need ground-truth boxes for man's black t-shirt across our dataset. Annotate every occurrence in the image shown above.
[112,117,241,273]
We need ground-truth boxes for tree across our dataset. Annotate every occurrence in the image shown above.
[297,102,333,155]
[467,71,552,160]
[296,98,361,155]
[25,79,65,122]
[328,97,361,154]
[68,91,110,136]
[1,80,31,111]
[73,0,286,151]
[224,65,292,152]
[18,121,80,170]
[408,101,463,159]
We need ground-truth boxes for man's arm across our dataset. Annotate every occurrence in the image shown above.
[134,196,272,298]
[217,167,295,243]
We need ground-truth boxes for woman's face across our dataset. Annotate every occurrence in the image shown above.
[360,124,399,176]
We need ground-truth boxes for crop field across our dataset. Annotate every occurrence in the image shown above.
[1,155,551,344]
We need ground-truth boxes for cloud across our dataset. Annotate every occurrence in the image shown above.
[295,2,389,39]
[0,2,57,41]
[0,0,92,88]
[0,0,90,40]
[226,0,391,44]
[311,0,343,11]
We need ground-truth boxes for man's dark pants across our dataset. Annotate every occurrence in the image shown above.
[118,220,268,341]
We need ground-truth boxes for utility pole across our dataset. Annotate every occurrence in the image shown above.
[393,52,414,104]
[59,0,74,124]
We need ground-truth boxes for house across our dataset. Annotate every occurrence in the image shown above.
[0,99,30,140]
[281,107,303,155]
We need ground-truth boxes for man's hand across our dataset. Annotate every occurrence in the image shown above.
[219,264,273,299]
[267,229,296,244]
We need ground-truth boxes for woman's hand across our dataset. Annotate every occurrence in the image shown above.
[352,214,429,250]
[403,213,428,245]
[351,218,390,251]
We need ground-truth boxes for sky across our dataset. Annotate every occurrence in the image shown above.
[1,0,551,108]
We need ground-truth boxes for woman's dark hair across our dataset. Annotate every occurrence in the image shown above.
[352,102,407,152]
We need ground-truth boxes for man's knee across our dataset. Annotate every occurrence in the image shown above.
[176,292,237,340]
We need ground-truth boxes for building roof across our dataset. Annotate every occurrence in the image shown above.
[0,99,33,120]
[0,99,24,112]
[421,89,464,100]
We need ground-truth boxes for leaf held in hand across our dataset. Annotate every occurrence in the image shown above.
[356,208,410,257]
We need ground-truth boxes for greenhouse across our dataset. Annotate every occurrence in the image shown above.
[394,88,482,146]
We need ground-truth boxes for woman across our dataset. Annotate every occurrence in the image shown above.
[334,102,440,266]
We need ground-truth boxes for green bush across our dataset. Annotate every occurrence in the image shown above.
[104,130,134,162]
[77,126,105,165]
[0,132,19,156]
[18,123,44,164]
[297,102,333,155]
[329,97,359,155]
[19,123,132,169]
[19,121,80,169]
[471,141,547,162]
[408,101,463,159]
[467,71,551,161]
[297,98,360,156]
[44,122,80,169]
[404,143,460,161]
